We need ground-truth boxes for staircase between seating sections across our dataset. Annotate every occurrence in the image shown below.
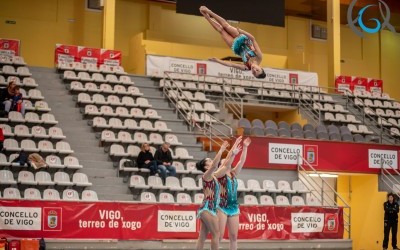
[161,72,235,152]
[30,67,134,201]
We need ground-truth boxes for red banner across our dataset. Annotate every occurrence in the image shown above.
[54,44,78,64]
[232,137,400,173]
[0,39,20,56]
[335,76,352,93]
[368,78,383,93]
[77,46,101,65]
[100,49,122,66]
[0,200,343,240]
[351,77,368,92]
[55,45,121,66]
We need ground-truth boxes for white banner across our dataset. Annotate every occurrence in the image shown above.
[368,149,398,169]
[269,143,303,165]
[291,213,324,233]
[157,210,196,232]
[0,207,41,230]
[146,55,319,86]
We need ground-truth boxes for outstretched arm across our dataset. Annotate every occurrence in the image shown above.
[203,141,229,180]
[209,58,247,71]
[232,137,251,175]
[214,137,242,178]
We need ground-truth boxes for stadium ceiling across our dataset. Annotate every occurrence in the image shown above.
[147,0,400,31]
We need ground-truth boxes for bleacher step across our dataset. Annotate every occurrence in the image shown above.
[80,167,116,177]
[89,176,125,185]
[80,160,114,169]
[91,184,131,194]
[97,193,134,201]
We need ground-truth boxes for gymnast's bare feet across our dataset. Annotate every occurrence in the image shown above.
[199,6,209,14]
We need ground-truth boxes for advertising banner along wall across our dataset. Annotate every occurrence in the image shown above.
[55,44,122,66]
[0,200,344,240]
[146,55,319,86]
[0,38,21,57]
[231,137,400,173]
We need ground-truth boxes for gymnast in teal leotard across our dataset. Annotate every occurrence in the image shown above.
[196,137,243,250]
[200,6,266,79]
[217,137,252,250]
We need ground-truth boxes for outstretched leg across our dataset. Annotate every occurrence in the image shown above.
[202,7,240,38]
[227,215,240,250]
[200,9,234,47]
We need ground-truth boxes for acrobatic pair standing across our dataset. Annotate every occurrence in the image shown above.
[195,136,251,250]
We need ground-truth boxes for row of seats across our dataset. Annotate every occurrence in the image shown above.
[346,89,394,101]
[130,175,308,195]
[0,170,91,186]
[0,55,26,66]
[371,108,400,119]
[71,82,141,95]
[177,101,220,113]
[0,187,98,201]
[168,90,210,102]
[101,130,181,146]
[3,139,73,154]
[355,98,399,110]
[162,74,326,94]
[314,103,349,113]
[0,76,37,87]
[63,71,132,84]
[323,112,362,125]
[1,153,82,169]
[139,192,320,206]
[110,144,193,160]
[119,159,201,176]
[78,93,148,107]
[1,124,65,140]
[84,105,161,120]
[1,65,31,77]
[58,62,126,75]
[243,194,320,206]
[91,117,171,132]
[0,88,43,100]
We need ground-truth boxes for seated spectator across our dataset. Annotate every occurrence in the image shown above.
[136,143,158,175]
[0,128,3,151]
[12,152,47,169]
[2,80,25,115]
[154,142,176,180]
[9,86,25,115]
[0,80,16,113]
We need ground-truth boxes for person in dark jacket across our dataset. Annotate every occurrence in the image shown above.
[136,143,157,175]
[383,193,400,250]
[0,80,16,112]
[154,142,176,180]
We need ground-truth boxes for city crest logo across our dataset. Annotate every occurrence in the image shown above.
[347,0,398,37]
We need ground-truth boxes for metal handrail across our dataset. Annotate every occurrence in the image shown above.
[343,91,398,145]
[163,72,234,151]
[297,153,351,238]
[380,159,400,198]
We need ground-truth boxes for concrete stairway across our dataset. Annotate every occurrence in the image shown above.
[132,76,213,160]
[29,67,133,201]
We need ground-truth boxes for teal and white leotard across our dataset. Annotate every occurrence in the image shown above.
[217,173,240,217]
[231,34,257,70]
